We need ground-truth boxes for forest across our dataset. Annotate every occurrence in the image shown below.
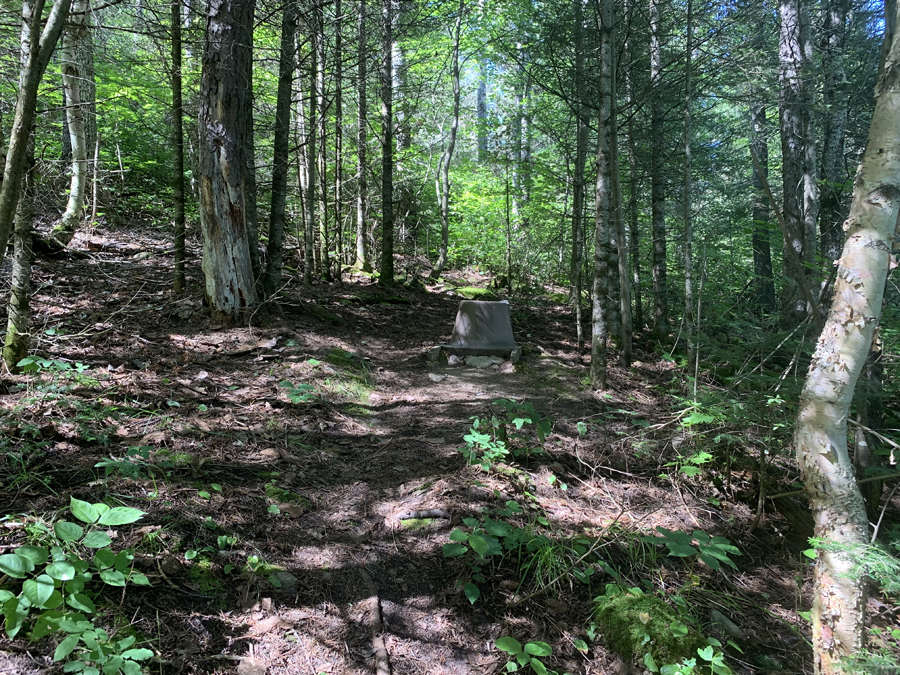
[0,0,898,672]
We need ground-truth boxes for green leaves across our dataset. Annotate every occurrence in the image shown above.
[0,553,35,578]
[55,522,85,542]
[642,527,740,570]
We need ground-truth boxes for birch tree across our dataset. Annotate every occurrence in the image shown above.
[794,6,900,671]
[0,0,72,261]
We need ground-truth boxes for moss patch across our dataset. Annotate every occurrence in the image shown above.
[400,518,435,531]
[456,286,497,300]
[593,584,703,666]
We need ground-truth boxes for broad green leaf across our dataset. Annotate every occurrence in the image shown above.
[129,571,150,586]
[495,637,523,654]
[23,575,55,607]
[102,655,124,675]
[698,646,715,661]
[573,638,589,652]
[442,543,467,557]
[669,621,689,637]
[524,642,552,656]
[464,582,480,604]
[63,662,86,672]
[666,543,697,557]
[198,491,211,500]
[0,554,34,578]
[449,529,469,542]
[67,593,96,614]
[680,465,702,477]
[482,519,512,537]
[70,498,100,524]
[0,591,12,604]
[46,562,76,581]
[699,553,722,570]
[529,657,548,675]
[3,596,29,638]
[118,636,136,651]
[55,521,84,542]
[468,534,489,557]
[83,532,112,549]
[65,577,85,594]
[114,551,133,573]
[644,652,659,673]
[94,549,116,569]
[83,668,100,675]
[33,611,64,641]
[122,648,153,660]
[15,546,48,566]
[98,507,144,526]
[54,633,80,661]
[121,661,142,675]
[99,569,126,586]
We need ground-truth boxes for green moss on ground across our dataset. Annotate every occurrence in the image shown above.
[593,585,704,666]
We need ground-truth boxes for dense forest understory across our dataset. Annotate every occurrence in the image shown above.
[0,224,897,675]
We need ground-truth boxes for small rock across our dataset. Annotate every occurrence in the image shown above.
[236,656,266,675]
[499,361,515,374]
[489,356,504,364]
[428,373,447,382]
[447,354,464,366]
[466,356,494,368]
[272,571,299,596]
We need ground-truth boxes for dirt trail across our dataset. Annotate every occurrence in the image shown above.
[0,228,819,675]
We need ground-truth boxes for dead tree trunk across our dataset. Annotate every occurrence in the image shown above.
[197,0,258,325]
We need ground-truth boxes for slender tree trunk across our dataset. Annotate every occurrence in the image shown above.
[779,0,817,326]
[172,0,187,292]
[355,0,370,271]
[431,0,463,280]
[304,13,318,285]
[683,0,695,366]
[624,0,642,331]
[819,0,850,265]
[51,0,91,247]
[611,29,631,367]
[197,0,258,325]
[750,102,777,314]
[379,0,394,286]
[264,0,296,296]
[590,0,613,389]
[2,2,41,371]
[794,12,900,671]
[334,0,344,269]
[649,0,668,338]
[571,0,588,349]
[476,62,487,162]
[316,0,330,281]
[0,0,72,261]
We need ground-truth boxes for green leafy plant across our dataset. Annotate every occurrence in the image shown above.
[641,528,740,571]
[279,380,317,404]
[494,637,570,674]
[0,498,150,674]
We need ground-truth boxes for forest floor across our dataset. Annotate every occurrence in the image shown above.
[0,225,895,675]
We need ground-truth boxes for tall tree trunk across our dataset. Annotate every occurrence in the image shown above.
[476,62,487,162]
[590,0,613,389]
[819,0,850,265]
[779,0,817,327]
[264,0,297,296]
[172,0,187,292]
[355,0,370,271]
[304,13,318,285]
[197,0,258,325]
[51,0,91,247]
[2,1,41,371]
[571,0,588,349]
[624,0,642,331]
[794,11,900,670]
[611,28,631,367]
[683,0,695,366]
[750,101,777,314]
[431,0,463,280]
[334,0,343,268]
[0,0,72,261]
[379,0,394,286]
[316,0,330,281]
[649,0,668,338]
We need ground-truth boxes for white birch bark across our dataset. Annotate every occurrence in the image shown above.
[794,7,900,671]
